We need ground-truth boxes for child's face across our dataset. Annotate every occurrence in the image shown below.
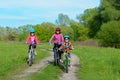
[56,30,60,34]
[65,38,69,43]
[30,33,35,36]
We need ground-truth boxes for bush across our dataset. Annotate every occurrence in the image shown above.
[97,21,120,48]
[77,25,89,41]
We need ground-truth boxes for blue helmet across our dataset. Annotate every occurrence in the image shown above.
[29,28,35,33]
[64,35,70,39]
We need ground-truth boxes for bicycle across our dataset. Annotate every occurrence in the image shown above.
[63,52,70,73]
[27,44,35,66]
[53,44,60,66]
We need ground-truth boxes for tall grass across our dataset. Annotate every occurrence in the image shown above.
[73,46,120,80]
[0,42,50,80]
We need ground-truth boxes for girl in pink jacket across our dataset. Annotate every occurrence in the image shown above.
[49,27,64,60]
[26,28,38,56]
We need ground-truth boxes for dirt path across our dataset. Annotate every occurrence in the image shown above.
[13,52,53,79]
[59,54,80,80]
[12,51,80,80]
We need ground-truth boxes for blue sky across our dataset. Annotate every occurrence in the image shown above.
[0,0,100,27]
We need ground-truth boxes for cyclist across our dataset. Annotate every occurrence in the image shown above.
[26,28,39,60]
[49,27,64,61]
[59,35,74,67]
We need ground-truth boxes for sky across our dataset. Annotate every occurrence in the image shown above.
[0,0,100,27]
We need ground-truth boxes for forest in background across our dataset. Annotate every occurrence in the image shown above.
[0,0,120,48]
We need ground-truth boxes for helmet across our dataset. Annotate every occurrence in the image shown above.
[56,27,61,31]
[64,35,70,39]
[29,28,35,33]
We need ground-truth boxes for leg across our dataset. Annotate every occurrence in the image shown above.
[33,44,37,55]
[27,45,31,61]
[68,53,72,67]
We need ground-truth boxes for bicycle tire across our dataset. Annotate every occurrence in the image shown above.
[54,48,60,66]
[54,52,59,66]
[28,45,34,66]
[65,55,68,73]
[64,53,69,73]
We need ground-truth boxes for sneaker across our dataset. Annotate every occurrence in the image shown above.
[70,64,73,68]
[60,59,63,63]
[27,59,29,64]
[34,51,37,56]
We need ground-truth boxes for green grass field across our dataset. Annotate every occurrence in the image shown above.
[0,42,50,80]
[73,45,120,80]
[0,42,120,80]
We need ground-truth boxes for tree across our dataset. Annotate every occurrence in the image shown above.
[97,21,120,48]
[77,25,89,41]
[77,8,102,38]
[34,22,55,41]
[70,21,79,41]
[100,0,120,22]
[56,13,70,26]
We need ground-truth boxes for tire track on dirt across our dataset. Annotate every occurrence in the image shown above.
[13,51,53,79]
[59,54,80,80]
[12,50,80,80]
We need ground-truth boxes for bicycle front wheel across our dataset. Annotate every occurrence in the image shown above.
[64,56,68,73]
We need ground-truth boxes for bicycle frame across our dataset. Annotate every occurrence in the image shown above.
[28,44,35,66]
[53,45,60,66]
[63,52,70,73]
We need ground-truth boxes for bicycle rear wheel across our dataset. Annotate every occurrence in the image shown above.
[28,48,34,66]
[54,53,59,66]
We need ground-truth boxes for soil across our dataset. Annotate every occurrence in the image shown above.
[59,54,80,80]
[12,49,80,80]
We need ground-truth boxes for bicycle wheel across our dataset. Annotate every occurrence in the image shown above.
[64,54,69,73]
[28,51,32,66]
[54,51,59,66]
[28,46,34,66]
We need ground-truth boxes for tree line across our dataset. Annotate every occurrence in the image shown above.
[0,0,120,48]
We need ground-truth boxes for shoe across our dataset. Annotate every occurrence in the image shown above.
[27,59,29,64]
[69,64,73,68]
[60,59,63,63]
[34,51,37,55]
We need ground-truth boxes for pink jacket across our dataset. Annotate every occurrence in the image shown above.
[26,35,38,44]
[50,33,64,44]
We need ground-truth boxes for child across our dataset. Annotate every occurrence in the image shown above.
[26,28,39,57]
[59,35,74,67]
[49,27,64,60]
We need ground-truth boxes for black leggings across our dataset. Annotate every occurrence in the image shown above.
[53,43,63,59]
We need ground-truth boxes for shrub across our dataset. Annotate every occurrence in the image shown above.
[97,21,120,48]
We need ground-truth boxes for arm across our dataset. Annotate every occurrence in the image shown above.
[59,43,65,50]
[35,35,39,44]
[26,35,30,43]
[49,34,55,42]
[69,42,74,50]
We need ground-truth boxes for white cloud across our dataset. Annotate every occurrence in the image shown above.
[0,0,100,27]
[0,15,28,20]
[0,0,100,9]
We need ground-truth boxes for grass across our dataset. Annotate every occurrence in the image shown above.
[23,63,63,80]
[1,41,120,80]
[72,46,120,80]
[0,41,50,80]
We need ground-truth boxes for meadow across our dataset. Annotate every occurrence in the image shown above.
[0,42,120,80]
[0,42,50,80]
[73,45,120,80]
